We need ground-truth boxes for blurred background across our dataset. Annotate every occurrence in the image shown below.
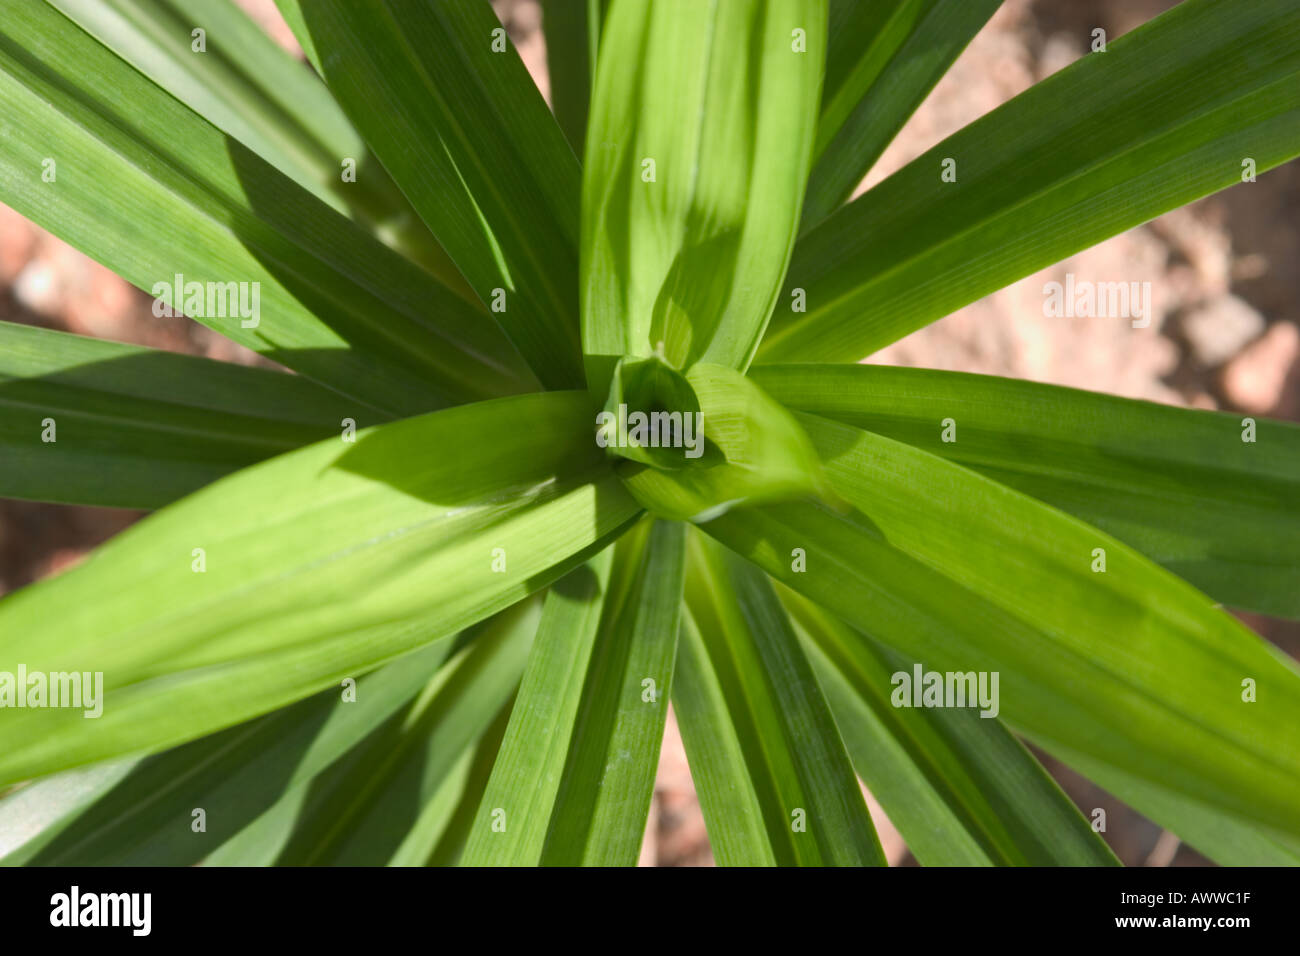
[1,0,1295,865]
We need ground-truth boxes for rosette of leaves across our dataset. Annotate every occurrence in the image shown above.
[0,0,1298,867]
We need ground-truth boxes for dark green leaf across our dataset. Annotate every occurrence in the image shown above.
[460,554,614,866]
[0,321,353,508]
[785,588,1119,866]
[678,531,885,866]
[803,0,1001,227]
[0,0,534,415]
[0,639,455,865]
[211,602,537,866]
[277,0,585,388]
[761,0,1300,362]
[541,0,606,156]
[47,0,469,290]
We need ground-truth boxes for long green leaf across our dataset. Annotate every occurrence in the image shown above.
[45,0,468,291]
[678,531,885,866]
[581,0,827,398]
[784,589,1119,866]
[702,412,1300,848]
[213,602,536,866]
[753,364,1300,619]
[0,321,355,508]
[540,519,683,865]
[671,607,777,865]
[424,702,516,866]
[464,519,683,866]
[542,0,606,156]
[276,0,584,388]
[803,0,1000,227]
[0,391,641,785]
[0,639,455,865]
[0,758,138,864]
[0,0,534,415]
[461,554,614,866]
[760,0,1300,362]
[1040,741,1300,866]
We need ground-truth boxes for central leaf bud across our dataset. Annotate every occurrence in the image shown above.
[596,359,840,523]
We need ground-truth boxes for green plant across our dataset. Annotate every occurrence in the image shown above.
[0,0,1297,867]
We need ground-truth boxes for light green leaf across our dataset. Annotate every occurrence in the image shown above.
[1,639,455,865]
[784,588,1119,866]
[461,554,614,866]
[464,519,683,866]
[0,391,641,785]
[671,607,777,865]
[581,0,827,398]
[678,531,885,866]
[277,0,584,389]
[539,520,683,865]
[0,0,534,415]
[803,0,1001,227]
[702,412,1300,848]
[0,321,354,508]
[761,0,1300,362]
[753,364,1300,619]
[1041,741,1300,866]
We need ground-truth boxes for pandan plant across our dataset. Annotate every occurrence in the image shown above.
[0,0,1296,868]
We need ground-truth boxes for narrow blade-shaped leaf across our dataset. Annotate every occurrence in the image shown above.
[753,364,1300,619]
[46,0,468,291]
[277,0,585,388]
[0,758,137,864]
[540,520,683,865]
[0,1,534,415]
[0,321,354,508]
[542,0,607,156]
[465,520,683,866]
[784,589,1119,866]
[461,554,613,866]
[0,391,641,785]
[424,704,516,867]
[703,413,1300,847]
[803,0,1000,227]
[678,531,885,866]
[0,638,456,865]
[760,0,1300,362]
[213,602,536,866]
[1039,741,1300,866]
[671,607,777,865]
[581,0,827,397]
